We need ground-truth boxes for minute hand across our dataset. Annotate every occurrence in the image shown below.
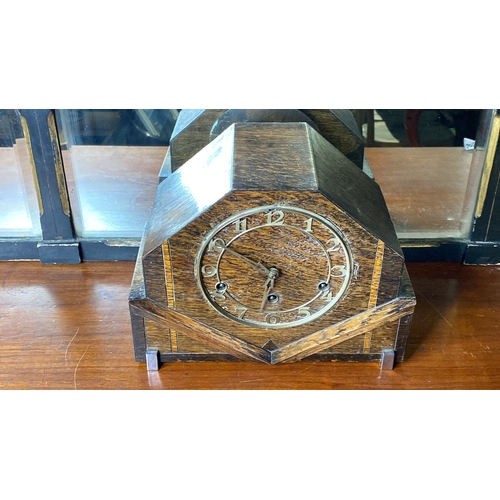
[222,247,270,276]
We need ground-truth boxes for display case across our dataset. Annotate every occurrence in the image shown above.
[0,109,499,264]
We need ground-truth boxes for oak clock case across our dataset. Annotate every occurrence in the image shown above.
[129,118,416,369]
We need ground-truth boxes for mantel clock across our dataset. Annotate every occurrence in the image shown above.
[129,111,416,370]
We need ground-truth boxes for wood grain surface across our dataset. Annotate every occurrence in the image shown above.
[1,260,499,389]
[140,188,406,357]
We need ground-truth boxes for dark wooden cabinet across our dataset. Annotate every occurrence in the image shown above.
[465,112,500,264]
[1,109,500,265]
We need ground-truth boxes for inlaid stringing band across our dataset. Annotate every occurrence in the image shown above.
[364,241,385,352]
[163,242,178,351]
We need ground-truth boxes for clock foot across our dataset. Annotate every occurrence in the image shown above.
[146,349,160,371]
[380,349,395,370]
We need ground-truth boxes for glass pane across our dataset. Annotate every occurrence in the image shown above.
[354,109,493,240]
[0,109,42,237]
[56,110,178,238]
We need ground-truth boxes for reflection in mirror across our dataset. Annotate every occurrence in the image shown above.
[0,109,42,237]
[56,110,179,238]
[354,109,494,240]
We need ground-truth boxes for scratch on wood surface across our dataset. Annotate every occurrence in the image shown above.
[65,328,79,367]
[296,363,316,376]
[0,331,32,340]
[236,370,282,384]
[418,293,454,329]
[74,345,89,390]
[238,377,272,383]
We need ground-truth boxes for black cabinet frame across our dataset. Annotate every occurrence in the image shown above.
[1,109,499,264]
[0,109,138,263]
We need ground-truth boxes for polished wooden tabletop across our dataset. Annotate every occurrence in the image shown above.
[1,260,499,389]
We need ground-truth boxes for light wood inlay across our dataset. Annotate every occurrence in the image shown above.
[162,241,178,351]
[369,241,385,308]
[364,240,385,352]
[363,331,373,353]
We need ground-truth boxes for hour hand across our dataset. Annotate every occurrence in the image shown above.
[220,246,270,277]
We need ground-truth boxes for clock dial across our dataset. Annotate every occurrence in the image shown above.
[195,206,352,328]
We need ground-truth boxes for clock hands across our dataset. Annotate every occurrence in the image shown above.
[260,267,279,312]
[214,240,271,277]
[212,239,281,312]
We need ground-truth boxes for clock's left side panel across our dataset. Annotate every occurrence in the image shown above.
[129,238,174,361]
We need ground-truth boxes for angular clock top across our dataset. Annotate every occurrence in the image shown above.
[143,121,401,258]
[165,109,365,173]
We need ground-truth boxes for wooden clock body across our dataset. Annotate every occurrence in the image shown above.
[129,121,415,369]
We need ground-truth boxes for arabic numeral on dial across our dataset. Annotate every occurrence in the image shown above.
[266,210,284,225]
[210,291,226,302]
[234,218,247,233]
[297,307,311,318]
[305,218,313,232]
[265,313,281,325]
[201,264,217,277]
[322,290,334,302]
[235,307,248,319]
[332,264,348,277]
[208,238,225,252]
[354,262,360,279]
[326,236,341,252]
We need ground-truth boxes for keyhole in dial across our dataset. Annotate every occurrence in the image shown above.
[267,294,279,304]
